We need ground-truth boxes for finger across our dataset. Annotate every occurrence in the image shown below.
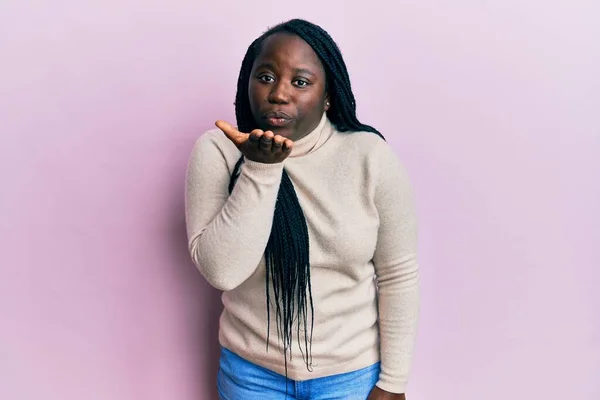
[246,130,263,154]
[282,139,294,152]
[249,129,264,141]
[260,131,274,149]
[215,120,245,144]
[272,135,285,152]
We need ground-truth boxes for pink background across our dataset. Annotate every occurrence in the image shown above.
[1,1,598,399]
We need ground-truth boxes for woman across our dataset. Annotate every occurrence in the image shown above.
[185,18,420,400]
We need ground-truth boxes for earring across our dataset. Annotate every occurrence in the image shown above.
[326,101,330,107]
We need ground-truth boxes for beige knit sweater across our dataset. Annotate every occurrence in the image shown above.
[185,113,420,393]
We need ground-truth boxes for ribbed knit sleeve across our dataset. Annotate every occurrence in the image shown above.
[184,131,284,291]
[372,142,421,394]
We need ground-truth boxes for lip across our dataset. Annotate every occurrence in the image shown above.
[263,111,294,127]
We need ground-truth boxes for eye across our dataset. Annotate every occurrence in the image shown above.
[294,79,310,87]
[258,74,274,83]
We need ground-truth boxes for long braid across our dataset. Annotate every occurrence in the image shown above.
[228,19,385,380]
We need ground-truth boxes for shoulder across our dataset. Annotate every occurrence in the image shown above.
[335,129,383,151]
[333,128,412,192]
[334,129,402,169]
[189,127,242,171]
[192,127,238,155]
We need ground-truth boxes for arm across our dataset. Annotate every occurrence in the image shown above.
[184,131,284,291]
[371,142,420,395]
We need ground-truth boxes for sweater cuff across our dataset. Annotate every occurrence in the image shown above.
[375,379,407,395]
[240,159,285,181]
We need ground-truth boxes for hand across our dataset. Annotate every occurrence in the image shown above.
[367,386,406,400]
[215,120,294,164]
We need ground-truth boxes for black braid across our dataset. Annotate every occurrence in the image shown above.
[228,18,385,379]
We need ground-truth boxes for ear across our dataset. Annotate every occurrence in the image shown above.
[324,93,331,111]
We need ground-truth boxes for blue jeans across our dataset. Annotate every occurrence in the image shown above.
[217,347,381,400]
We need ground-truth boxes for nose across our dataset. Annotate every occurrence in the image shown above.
[268,81,290,104]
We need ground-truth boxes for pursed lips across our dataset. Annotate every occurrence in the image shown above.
[263,111,294,127]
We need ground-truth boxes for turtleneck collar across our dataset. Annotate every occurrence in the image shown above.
[288,112,334,158]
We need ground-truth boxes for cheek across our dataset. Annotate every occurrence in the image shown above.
[299,96,324,118]
[299,91,321,109]
[248,82,265,109]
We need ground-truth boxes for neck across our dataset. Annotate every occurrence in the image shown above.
[289,113,331,158]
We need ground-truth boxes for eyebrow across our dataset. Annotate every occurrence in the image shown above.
[255,63,317,77]
[294,68,316,77]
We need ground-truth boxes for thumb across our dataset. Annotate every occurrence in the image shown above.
[215,120,247,146]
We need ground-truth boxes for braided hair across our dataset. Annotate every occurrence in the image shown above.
[229,18,385,376]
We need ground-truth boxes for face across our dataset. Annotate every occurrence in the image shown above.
[248,32,330,142]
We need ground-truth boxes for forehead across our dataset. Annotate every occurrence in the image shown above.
[254,32,324,74]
